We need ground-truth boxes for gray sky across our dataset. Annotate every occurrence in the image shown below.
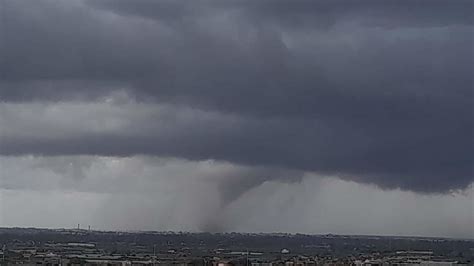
[0,0,473,237]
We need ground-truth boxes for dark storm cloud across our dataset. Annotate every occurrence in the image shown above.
[90,0,474,29]
[238,0,474,29]
[0,0,473,193]
[1,102,471,193]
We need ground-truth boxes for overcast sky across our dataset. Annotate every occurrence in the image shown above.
[0,0,473,238]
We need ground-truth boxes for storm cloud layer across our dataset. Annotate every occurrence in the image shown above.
[1,0,473,197]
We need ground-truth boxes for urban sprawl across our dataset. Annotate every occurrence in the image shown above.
[0,228,472,266]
